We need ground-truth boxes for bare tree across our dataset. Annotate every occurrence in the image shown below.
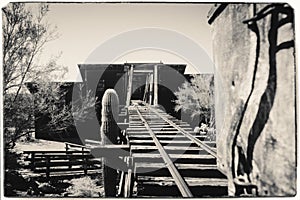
[2,3,62,148]
[3,3,59,98]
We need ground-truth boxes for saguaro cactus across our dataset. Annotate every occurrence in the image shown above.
[100,89,120,197]
[101,89,119,145]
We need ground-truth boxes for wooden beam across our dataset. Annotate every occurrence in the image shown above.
[90,144,130,157]
[133,69,153,73]
[126,65,134,106]
[153,65,158,106]
[143,74,150,103]
[149,73,153,105]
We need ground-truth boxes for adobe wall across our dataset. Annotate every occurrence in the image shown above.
[210,4,296,196]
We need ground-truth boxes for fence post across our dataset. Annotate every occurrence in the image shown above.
[46,156,50,179]
[67,152,72,169]
[83,156,88,175]
[31,152,35,171]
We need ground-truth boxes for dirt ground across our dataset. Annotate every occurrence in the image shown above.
[5,137,104,197]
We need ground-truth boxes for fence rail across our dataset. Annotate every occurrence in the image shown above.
[23,147,100,178]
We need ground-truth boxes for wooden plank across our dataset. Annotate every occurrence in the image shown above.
[133,69,153,73]
[129,114,170,117]
[127,131,181,135]
[127,130,195,134]
[131,146,214,154]
[34,160,101,167]
[127,127,192,131]
[23,150,90,154]
[132,153,216,164]
[129,139,190,144]
[24,152,91,157]
[129,140,216,148]
[89,144,130,149]
[132,153,214,159]
[85,139,101,144]
[129,114,173,118]
[138,176,228,187]
[136,183,227,197]
[117,122,129,130]
[34,166,101,173]
[128,135,205,140]
[90,144,130,157]
[131,145,198,150]
[42,171,101,179]
[40,169,101,177]
[131,115,179,121]
[129,124,190,128]
[24,155,95,161]
[135,163,218,170]
[134,163,225,178]
[129,122,189,126]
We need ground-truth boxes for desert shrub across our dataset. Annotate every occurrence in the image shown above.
[66,176,103,197]
[174,74,215,127]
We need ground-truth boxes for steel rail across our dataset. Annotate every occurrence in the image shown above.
[133,105,193,197]
[145,104,218,158]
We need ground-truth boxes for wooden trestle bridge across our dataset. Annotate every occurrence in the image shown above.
[23,100,227,197]
[23,64,228,197]
[117,101,227,197]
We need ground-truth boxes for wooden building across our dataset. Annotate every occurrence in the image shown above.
[29,63,187,144]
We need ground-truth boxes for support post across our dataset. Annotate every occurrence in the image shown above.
[126,65,134,107]
[149,73,153,105]
[143,74,150,103]
[84,68,88,96]
[153,65,158,106]
[124,66,128,104]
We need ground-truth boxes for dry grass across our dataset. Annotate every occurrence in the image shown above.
[66,176,104,197]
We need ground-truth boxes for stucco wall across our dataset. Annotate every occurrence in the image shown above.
[210,4,296,196]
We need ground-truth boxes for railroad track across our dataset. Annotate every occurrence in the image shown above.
[127,101,228,197]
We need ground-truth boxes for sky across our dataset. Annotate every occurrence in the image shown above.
[31,3,214,81]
